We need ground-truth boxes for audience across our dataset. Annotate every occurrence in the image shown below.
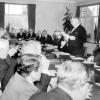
[0,21,99,100]
[0,41,43,100]
[30,60,92,100]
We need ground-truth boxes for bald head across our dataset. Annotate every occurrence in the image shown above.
[71,17,80,27]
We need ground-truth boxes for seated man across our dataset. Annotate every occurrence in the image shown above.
[26,28,36,40]
[30,60,92,100]
[35,31,42,42]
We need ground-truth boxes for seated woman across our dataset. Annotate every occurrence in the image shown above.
[0,53,42,100]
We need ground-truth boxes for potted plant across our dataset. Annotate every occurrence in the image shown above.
[63,6,73,33]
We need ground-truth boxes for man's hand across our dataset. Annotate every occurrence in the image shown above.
[87,56,94,62]
[60,41,66,48]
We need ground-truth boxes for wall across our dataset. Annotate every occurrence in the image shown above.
[35,1,76,34]
[0,0,76,34]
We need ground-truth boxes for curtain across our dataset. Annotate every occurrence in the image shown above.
[76,6,80,18]
[28,4,36,31]
[97,5,100,43]
[0,2,5,28]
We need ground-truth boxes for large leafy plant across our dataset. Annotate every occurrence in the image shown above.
[63,6,73,33]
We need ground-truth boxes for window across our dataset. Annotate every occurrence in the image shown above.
[5,4,28,32]
[80,5,99,43]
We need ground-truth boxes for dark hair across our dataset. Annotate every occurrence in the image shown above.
[17,57,40,75]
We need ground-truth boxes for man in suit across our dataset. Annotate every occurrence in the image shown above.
[17,28,26,40]
[26,28,36,40]
[35,31,42,42]
[30,60,92,100]
[41,30,48,45]
[46,34,52,44]
[61,17,87,56]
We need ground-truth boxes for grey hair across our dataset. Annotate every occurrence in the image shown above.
[57,60,90,89]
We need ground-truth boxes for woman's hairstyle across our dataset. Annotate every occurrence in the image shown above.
[57,60,90,89]
[17,54,41,75]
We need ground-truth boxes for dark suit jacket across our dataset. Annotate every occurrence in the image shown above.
[0,58,8,82]
[1,55,18,92]
[52,37,59,46]
[67,25,87,56]
[26,33,36,40]
[36,35,41,42]
[40,36,46,45]
[17,32,26,40]
[17,33,21,39]
[30,87,73,100]
[46,35,52,44]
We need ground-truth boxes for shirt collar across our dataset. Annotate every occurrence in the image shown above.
[71,24,80,33]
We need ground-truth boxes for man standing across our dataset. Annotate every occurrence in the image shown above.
[61,17,87,56]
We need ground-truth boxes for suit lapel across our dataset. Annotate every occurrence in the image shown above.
[70,25,81,35]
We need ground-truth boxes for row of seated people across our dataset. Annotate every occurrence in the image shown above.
[0,40,100,100]
[2,28,54,45]
[16,29,62,46]
[2,28,65,49]
[2,28,36,41]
